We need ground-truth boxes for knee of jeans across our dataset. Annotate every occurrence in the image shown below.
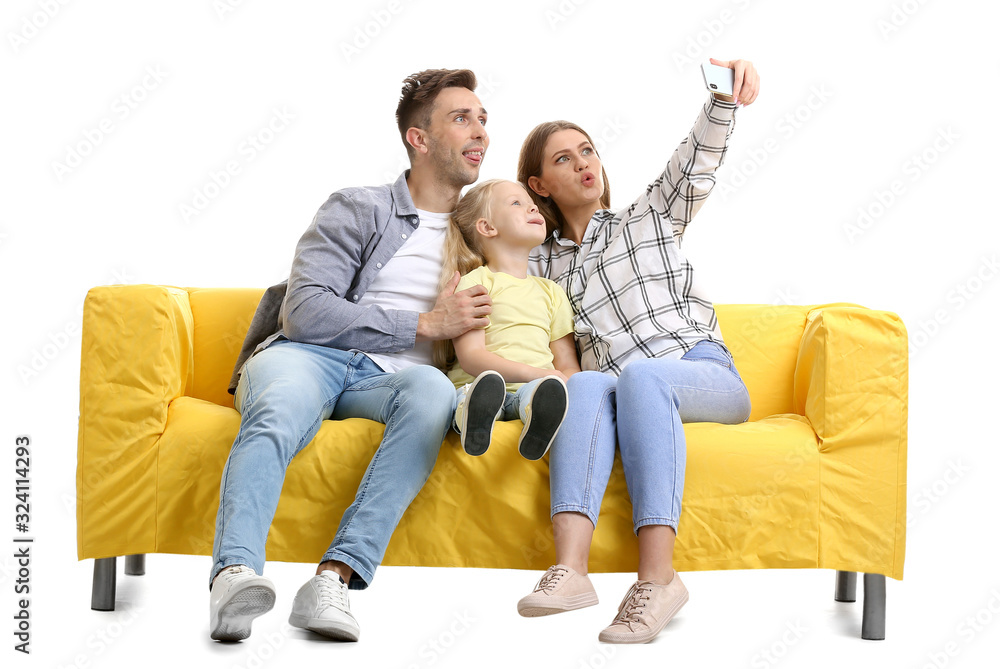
[396,365,456,421]
[566,370,613,394]
[617,359,658,390]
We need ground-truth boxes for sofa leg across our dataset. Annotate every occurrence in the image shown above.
[834,570,857,602]
[91,557,117,611]
[124,554,146,576]
[862,573,887,640]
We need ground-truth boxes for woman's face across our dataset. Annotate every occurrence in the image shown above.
[528,128,604,210]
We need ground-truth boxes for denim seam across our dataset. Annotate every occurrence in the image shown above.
[583,385,615,522]
[551,503,599,528]
[217,368,257,559]
[334,373,400,541]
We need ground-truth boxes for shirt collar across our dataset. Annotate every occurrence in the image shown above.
[391,170,418,219]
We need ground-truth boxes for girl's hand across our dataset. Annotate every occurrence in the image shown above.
[709,58,760,106]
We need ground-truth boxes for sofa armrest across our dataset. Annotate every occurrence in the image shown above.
[793,305,908,578]
[77,285,195,559]
[793,306,908,450]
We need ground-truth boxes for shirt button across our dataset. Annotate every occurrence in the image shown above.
[401,233,407,239]
[376,262,382,268]
[352,295,358,301]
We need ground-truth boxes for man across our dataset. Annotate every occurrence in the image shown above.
[209,68,493,643]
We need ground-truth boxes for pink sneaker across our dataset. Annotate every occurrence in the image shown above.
[598,571,689,644]
[517,564,598,617]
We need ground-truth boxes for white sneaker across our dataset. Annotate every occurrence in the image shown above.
[210,565,276,641]
[288,571,360,641]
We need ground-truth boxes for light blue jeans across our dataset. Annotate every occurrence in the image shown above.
[549,340,751,534]
[453,377,547,432]
[211,339,455,590]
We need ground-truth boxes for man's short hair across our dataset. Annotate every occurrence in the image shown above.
[396,69,478,159]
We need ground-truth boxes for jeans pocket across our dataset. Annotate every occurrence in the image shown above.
[681,340,733,370]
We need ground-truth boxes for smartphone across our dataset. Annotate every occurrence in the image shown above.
[701,63,734,97]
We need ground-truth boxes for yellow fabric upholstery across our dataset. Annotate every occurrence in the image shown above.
[77,285,907,580]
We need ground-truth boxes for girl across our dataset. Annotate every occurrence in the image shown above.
[434,179,582,460]
[514,58,760,643]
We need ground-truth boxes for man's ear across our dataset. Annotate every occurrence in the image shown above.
[406,127,429,156]
[527,175,549,198]
[475,217,497,238]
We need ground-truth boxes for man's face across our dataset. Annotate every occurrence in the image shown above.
[423,87,489,187]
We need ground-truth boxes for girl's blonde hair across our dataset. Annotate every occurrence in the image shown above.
[432,178,508,370]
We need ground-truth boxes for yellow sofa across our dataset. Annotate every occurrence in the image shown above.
[76,285,907,638]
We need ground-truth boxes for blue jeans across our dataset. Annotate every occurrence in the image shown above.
[453,377,547,431]
[211,339,455,590]
[549,340,751,533]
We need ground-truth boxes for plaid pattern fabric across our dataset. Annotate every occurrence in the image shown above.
[529,97,737,375]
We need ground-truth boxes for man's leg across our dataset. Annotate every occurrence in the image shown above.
[210,341,355,641]
[318,362,456,587]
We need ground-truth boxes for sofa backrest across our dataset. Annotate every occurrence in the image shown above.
[716,304,808,421]
[187,288,266,408]
[184,290,809,421]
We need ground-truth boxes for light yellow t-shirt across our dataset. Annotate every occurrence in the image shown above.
[447,266,575,391]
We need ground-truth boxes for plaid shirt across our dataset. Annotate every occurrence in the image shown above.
[529,97,738,375]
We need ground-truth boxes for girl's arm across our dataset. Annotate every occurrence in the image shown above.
[453,328,563,384]
[550,334,581,378]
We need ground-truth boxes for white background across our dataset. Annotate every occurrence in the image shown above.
[2,0,999,666]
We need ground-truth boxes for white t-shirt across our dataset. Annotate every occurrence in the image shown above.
[357,208,450,372]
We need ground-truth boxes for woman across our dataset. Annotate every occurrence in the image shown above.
[515,58,760,644]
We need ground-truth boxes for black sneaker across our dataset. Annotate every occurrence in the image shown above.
[518,376,568,460]
[458,370,506,456]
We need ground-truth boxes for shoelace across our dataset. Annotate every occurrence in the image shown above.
[316,573,350,611]
[219,565,252,583]
[610,581,653,630]
[534,566,569,594]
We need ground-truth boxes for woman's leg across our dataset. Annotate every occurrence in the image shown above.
[616,345,751,581]
[549,370,618,573]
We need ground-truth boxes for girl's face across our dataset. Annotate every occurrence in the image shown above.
[483,181,547,246]
[528,129,604,210]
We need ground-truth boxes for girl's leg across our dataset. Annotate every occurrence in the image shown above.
[507,376,568,461]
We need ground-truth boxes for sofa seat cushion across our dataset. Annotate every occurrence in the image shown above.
[150,396,820,574]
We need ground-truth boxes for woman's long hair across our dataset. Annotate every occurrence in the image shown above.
[431,179,505,371]
[517,120,612,236]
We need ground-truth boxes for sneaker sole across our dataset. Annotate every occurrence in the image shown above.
[289,613,360,641]
[462,372,506,456]
[211,586,276,641]
[597,589,689,644]
[517,591,599,617]
[518,377,568,460]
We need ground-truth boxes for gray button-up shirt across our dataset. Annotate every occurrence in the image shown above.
[228,171,422,394]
